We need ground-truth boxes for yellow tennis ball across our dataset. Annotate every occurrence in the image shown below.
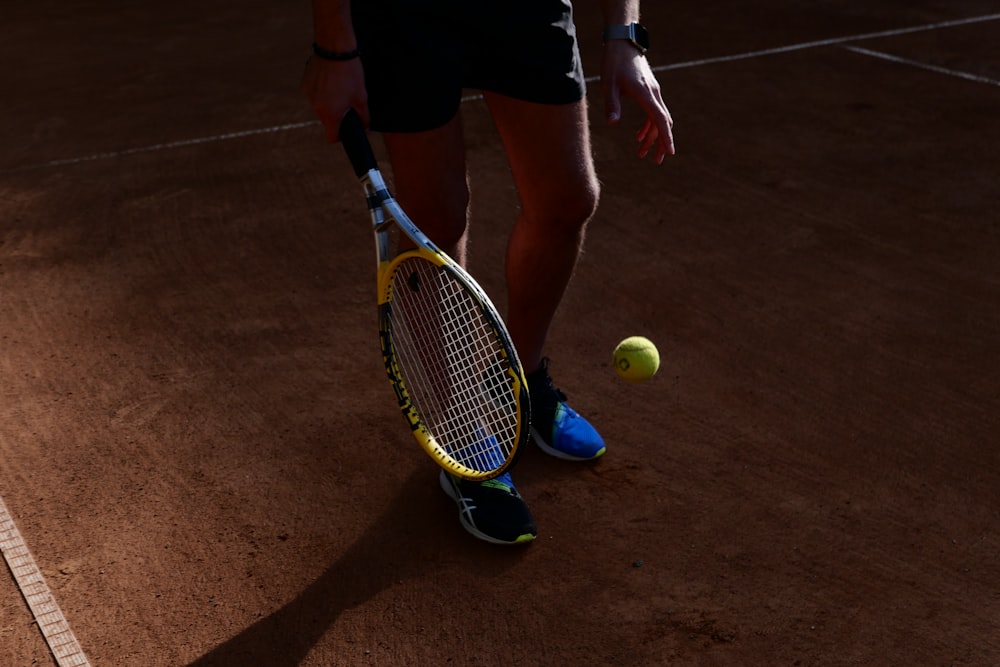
[613,336,660,383]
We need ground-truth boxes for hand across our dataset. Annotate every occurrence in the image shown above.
[601,42,675,163]
[301,55,369,143]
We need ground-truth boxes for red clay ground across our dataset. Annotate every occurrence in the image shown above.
[2,2,999,665]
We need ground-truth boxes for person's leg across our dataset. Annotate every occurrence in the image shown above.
[482,93,600,375]
[352,0,540,545]
[382,114,538,545]
[381,114,470,265]
[484,93,606,462]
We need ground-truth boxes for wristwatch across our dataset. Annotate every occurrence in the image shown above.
[602,23,649,55]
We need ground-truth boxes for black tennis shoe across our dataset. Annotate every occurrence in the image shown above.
[439,471,537,545]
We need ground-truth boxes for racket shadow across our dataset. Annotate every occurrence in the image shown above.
[186,468,527,667]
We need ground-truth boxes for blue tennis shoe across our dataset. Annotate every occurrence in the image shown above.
[527,358,606,461]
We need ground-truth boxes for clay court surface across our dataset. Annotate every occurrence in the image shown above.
[3,2,999,665]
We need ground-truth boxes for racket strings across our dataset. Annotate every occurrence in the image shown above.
[388,258,519,472]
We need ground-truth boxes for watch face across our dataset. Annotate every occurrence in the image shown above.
[633,23,649,51]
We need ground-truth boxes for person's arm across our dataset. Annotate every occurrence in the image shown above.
[311,0,357,52]
[599,0,675,163]
[600,0,639,25]
[301,0,369,143]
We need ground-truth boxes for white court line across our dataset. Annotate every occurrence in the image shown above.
[1,496,91,666]
[842,45,1000,87]
[3,12,998,175]
[646,12,1000,74]
[2,121,318,174]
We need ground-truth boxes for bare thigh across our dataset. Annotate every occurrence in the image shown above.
[382,114,471,262]
[483,93,599,228]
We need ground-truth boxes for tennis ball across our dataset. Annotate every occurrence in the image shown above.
[613,336,660,383]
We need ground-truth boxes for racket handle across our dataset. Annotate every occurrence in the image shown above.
[340,109,377,178]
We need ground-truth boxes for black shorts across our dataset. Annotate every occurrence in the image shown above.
[351,0,586,132]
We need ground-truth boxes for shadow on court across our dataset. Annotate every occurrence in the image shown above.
[186,470,527,667]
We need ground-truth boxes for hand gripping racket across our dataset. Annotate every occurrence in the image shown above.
[339,109,530,481]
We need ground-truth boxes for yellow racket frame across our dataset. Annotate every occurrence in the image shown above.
[376,244,529,481]
[341,108,529,481]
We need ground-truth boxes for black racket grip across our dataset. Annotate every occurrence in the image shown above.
[339,109,377,178]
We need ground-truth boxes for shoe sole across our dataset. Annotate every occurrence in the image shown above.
[438,472,536,546]
[530,427,607,462]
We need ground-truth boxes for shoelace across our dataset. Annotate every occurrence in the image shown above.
[482,478,514,493]
[527,358,569,408]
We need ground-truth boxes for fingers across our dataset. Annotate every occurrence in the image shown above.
[604,75,623,124]
[636,117,651,143]
[636,118,658,161]
[602,48,677,164]
[633,99,674,164]
[655,108,675,162]
[643,80,675,163]
[324,118,339,144]
[301,56,368,143]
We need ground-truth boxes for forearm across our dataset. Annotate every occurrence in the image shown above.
[311,0,357,51]
[303,0,368,140]
[600,0,640,24]
[597,0,674,161]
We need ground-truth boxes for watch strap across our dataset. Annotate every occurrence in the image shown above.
[602,23,649,54]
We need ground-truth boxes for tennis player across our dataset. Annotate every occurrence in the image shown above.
[303,0,674,545]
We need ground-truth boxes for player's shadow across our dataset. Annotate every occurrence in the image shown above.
[186,469,526,667]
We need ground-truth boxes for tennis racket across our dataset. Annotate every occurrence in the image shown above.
[339,109,530,481]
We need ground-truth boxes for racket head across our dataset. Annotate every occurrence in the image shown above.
[339,110,529,480]
[377,246,530,480]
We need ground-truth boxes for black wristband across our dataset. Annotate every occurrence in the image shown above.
[312,43,361,61]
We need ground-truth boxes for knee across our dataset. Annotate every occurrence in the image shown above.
[525,177,600,235]
[573,178,601,229]
[401,181,470,251]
